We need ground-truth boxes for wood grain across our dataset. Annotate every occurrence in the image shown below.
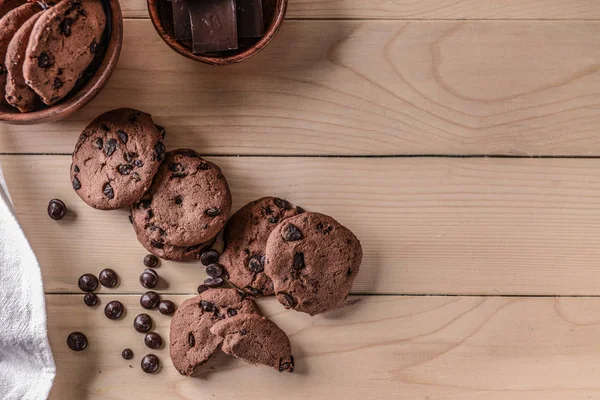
[48,294,600,399]
[118,0,600,20]
[1,20,600,156]
[5,155,600,296]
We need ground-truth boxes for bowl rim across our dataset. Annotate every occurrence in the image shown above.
[147,0,288,66]
[0,0,124,125]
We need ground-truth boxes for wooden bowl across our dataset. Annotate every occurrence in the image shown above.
[147,0,287,66]
[0,0,123,125]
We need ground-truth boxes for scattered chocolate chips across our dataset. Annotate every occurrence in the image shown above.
[99,269,119,288]
[103,182,114,199]
[248,255,264,273]
[122,348,134,360]
[47,199,67,220]
[293,252,305,270]
[104,300,124,320]
[205,208,221,218]
[188,332,195,347]
[134,313,153,333]
[67,332,87,351]
[280,292,296,308]
[37,52,52,68]
[118,164,132,175]
[197,284,209,294]
[78,273,98,292]
[200,250,219,266]
[282,224,303,242]
[140,291,160,309]
[83,293,99,307]
[72,177,81,190]
[204,277,224,288]
[274,197,291,210]
[144,254,159,268]
[104,138,117,157]
[140,269,159,289]
[144,332,163,349]
[199,300,215,312]
[205,263,223,278]
[141,354,160,374]
[117,130,128,144]
[158,300,176,315]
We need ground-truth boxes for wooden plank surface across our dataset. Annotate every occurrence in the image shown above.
[48,294,600,399]
[2,20,600,156]
[119,0,600,20]
[5,155,600,296]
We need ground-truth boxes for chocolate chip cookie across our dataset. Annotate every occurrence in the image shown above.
[170,288,261,376]
[131,149,232,248]
[265,212,363,316]
[71,108,165,210]
[4,11,43,112]
[211,314,294,373]
[0,2,42,105]
[24,0,106,105]
[220,197,304,296]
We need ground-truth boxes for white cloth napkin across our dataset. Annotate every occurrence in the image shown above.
[0,170,56,400]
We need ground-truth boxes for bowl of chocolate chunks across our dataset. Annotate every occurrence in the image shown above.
[148,0,287,65]
[0,0,123,124]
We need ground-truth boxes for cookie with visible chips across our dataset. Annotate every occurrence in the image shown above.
[265,212,363,316]
[70,108,165,210]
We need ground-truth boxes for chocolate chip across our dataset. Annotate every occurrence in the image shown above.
[279,356,295,373]
[155,124,166,139]
[90,38,97,53]
[72,177,81,190]
[150,240,164,249]
[83,292,99,306]
[205,208,221,218]
[53,77,63,89]
[280,292,296,308]
[67,332,87,351]
[104,300,124,320]
[73,165,80,173]
[347,268,352,277]
[282,224,303,242]
[248,255,264,273]
[146,209,154,219]
[296,206,305,214]
[117,130,128,144]
[293,252,305,270]
[158,300,175,315]
[122,348,134,360]
[78,8,87,16]
[129,111,140,122]
[99,269,118,288]
[132,172,141,182]
[206,263,223,278]
[103,183,114,199]
[47,199,67,220]
[154,142,166,161]
[134,160,144,168]
[94,137,103,149]
[168,163,183,172]
[244,286,262,296]
[199,300,214,312]
[200,250,219,266]
[37,52,52,68]
[140,199,151,209]
[140,269,158,289]
[144,332,163,349]
[197,284,209,294]
[204,277,224,288]
[78,273,98,292]
[240,329,247,335]
[144,254,159,268]
[198,162,209,170]
[227,308,237,317]
[141,354,160,374]
[118,164,132,175]
[104,138,117,157]
[134,313,153,333]
[140,291,160,309]
[188,332,195,347]
[274,198,291,210]
[124,152,137,163]
[60,17,72,35]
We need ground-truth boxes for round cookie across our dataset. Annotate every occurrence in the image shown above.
[131,149,232,248]
[170,288,261,376]
[220,197,304,296]
[5,11,43,112]
[70,108,165,210]
[24,0,106,105]
[211,314,294,372]
[265,212,363,316]
[0,2,42,105]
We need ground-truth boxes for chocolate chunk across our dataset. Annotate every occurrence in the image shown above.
[188,332,195,347]
[248,255,264,273]
[206,263,223,278]
[104,138,117,157]
[134,160,144,167]
[134,313,153,333]
[53,77,63,89]
[205,208,221,217]
[83,293,99,307]
[118,164,132,175]
[158,300,176,315]
[144,254,159,268]
[293,252,305,270]
[282,224,303,242]
[94,137,103,149]
[73,165,80,173]
[47,199,67,220]
[103,183,114,199]
[280,292,296,308]
[154,142,165,161]
[155,124,166,139]
[200,300,215,312]
[140,291,160,309]
[99,269,119,288]
[117,130,128,144]
[67,332,87,351]
[189,0,238,54]
[227,308,237,316]
[172,0,192,41]
[90,38,97,54]
[141,354,160,374]
[78,273,98,292]
[144,332,163,349]
[204,277,224,288]
[197,284,209,294]
[104,300,124,320]
[72,177,81,190]
[237,0,264,38]
[122,348,134,360]
[200,250,219,266]
[274,197,291,210]
[37,52,53,68]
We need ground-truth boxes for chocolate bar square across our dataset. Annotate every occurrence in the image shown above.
[189,0,238,54]
[237,0,264,38]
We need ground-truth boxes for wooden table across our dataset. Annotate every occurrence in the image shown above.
[2,1,600,398]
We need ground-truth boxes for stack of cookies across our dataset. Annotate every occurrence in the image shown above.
[70,108,363,376]
[0,0,106,112]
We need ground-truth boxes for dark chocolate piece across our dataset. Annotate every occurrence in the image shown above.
[237,0,264,38]
[189,0,238,54]
[172,0,192,41]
